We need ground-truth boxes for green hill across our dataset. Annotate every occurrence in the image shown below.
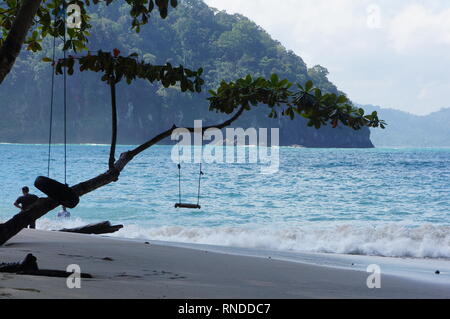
[0,0,373,148]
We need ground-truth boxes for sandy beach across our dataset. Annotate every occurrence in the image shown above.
[0,229,449,299]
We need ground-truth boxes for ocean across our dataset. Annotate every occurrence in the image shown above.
[0,144,449,259]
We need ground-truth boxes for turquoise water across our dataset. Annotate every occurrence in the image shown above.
[0,144,449,258]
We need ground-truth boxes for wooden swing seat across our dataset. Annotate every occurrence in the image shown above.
[175,203,201,209]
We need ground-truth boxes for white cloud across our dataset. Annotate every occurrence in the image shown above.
[205,0,370,61]
[418,87,430,100]
[389,4,450,53]
[203,0,450,115]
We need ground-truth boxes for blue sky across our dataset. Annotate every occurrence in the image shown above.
[204,0,450,115]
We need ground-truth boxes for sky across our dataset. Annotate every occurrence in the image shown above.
[204,0,450,115]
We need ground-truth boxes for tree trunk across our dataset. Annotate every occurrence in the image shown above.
[59,221,123,234]
[0,0,43,84]
[0,167,123,246]
[0,253,92,278]
[109,81,118,170]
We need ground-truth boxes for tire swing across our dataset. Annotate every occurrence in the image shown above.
[34,6,79,209]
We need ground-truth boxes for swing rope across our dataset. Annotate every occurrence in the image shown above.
[197,162,203,206]
[46,2,68,184]
[177,145,182,204]
[36,1,80,210]
[177,163,182,203]
[47,35,56,177]
[176,144,204,209]
[63,1,67,185]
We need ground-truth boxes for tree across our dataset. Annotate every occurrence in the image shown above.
[0,0,385,245]
[309,65,329,78]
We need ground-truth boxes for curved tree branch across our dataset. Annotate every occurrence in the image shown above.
[0,105,246,245]
[129,105,246,158]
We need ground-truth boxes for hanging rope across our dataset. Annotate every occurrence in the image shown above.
[197,162,204,206]
[175,143,204,209]
[177,145,182,204]
[47,2,68,183]
[47,35,56,177]
[36,2,81,211]
[63,1,68,185]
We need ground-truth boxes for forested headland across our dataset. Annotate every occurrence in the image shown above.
[0,0,373,147]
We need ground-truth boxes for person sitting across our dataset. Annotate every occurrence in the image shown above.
[14,186,39,229]
[57,206,71,218]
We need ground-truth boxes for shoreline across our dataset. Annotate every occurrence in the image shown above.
[2,142,450,149]
[132,238,450,285]
[0,229,449,299]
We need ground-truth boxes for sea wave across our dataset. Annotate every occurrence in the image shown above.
[37,218,450,259]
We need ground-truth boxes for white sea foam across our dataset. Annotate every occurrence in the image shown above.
[37,218,450,259]
[38,217,88,230]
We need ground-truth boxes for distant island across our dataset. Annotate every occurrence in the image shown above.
[364,105,450,148]
[0,0,373,148]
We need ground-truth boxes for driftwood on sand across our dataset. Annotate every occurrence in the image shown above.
[0,254,92,278]
[59,221,123,235]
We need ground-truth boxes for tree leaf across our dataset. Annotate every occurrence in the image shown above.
[305,80,313,91]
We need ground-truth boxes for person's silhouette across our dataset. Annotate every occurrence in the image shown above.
[14,186,39,229]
